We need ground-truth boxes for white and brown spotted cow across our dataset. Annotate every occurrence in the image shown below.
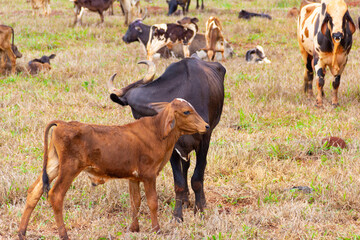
[297,0,356,107]
[203,16,226,61]
[146,17,199,61]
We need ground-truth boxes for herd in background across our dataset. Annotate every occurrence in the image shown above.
[0,0,357,238]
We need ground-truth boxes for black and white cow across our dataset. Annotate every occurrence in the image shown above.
[297,0,356,107]
[146,17,198,60]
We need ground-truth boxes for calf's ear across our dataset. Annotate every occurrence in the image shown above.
[49,54,56,59]
[191,17,199,23]
[164,112,175,138]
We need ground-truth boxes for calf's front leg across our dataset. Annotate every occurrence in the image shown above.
[143,178,160,232]
[129,180,141,232]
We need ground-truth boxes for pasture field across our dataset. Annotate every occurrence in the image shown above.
[2,0,360,239]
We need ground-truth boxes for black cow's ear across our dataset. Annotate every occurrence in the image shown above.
[135,26,142,33]
[110,94,127,106]
[191,17,199,23]
[321,17,329,35]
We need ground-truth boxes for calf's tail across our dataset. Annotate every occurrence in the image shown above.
[42,121,58,197]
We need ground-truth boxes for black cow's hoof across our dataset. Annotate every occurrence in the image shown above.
[172,215,184,223]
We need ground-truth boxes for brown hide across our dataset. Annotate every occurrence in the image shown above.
[0,25,17,75]
[28,62,51,75]
[18,99,209,239]
[204,16,225,61]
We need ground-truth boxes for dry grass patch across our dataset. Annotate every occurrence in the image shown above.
[2,0,360,239]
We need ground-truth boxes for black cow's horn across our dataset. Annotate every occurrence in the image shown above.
[138,60,155,83]
[141,7,148,21]
[107,73,124,97]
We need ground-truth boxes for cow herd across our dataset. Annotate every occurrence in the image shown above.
[0,0,358,238]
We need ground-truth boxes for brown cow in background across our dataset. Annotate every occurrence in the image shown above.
[0,25,22,75]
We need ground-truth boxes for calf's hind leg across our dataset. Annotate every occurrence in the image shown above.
[48,162,81,240]
[129,180,141,232]
[143,178,160,232]
[18,155,59,239]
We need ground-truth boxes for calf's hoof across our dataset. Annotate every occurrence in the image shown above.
[152,225,161,233]
[129,223,140,232]
[332,103,339,108]
[18,233,26,240]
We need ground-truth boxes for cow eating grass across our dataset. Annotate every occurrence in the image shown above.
[18,98,209,239]
[202,16,226,61]
[0,25,22,75]
[297,0,356,107]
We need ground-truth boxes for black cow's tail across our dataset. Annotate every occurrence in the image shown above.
[42,121,58,197]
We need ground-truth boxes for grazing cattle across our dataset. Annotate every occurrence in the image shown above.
[28,54,56,75]
[119,0,144,25]
[30,0,51,16]
[0,25,22,75]
[123,19,234,60]
[297,0,356,107]
[287,7,300,18]
[167,0,204,16]
[108,57,225,221]
[203,16,225,61]
[245,45,271,64]
[146,17,199,60]
[18,98,209,239]
[238,10,272,20]
[72,0,113,26]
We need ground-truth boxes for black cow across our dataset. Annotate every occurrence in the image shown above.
[72,0,113,26]
[238,10,272,20]
[108,57,225,221]
[167,0,204,16]
[123,19,205,59]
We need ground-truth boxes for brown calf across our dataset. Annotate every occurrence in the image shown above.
[203,16,225,61]
[18,98,209,239]
[27,54,56,75]
[30,0,51,16]
[0,25,22,75]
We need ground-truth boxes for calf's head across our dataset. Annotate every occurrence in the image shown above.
[151,98,209,137]
[12,45,22,58]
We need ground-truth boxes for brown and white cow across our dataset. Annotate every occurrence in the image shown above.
[297,0,356,107]
[18,98,209,239]
[0,25,22,75]
[202,16,225,61]
[30,0,51,16]
[146,17,199,61]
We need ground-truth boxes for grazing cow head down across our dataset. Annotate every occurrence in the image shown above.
[12,45,22,58]
[167,0,188,16]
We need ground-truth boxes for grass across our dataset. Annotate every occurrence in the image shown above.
[1,0,360,239]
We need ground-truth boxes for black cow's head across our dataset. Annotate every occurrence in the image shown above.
[12,45,22,58]
[31,54,56,64]
[167,0,178,16]
[122,19,144,43]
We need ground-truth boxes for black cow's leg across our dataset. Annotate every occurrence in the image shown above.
[191,136,210,214]
[98,10,104,24]
[186,0,191,12]
[181,158,190,208]
[201,0,204,9]
[332,75,341,107]
[196,0,199,9]
[170,150,188,221]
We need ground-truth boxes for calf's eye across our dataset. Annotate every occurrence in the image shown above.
[183,111,190,115]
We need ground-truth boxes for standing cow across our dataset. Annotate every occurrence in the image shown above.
[167,0,204,16]
[108,57,225,221]
[297,0,356,107]
[30,0,51,16]
[72,0,114,26]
